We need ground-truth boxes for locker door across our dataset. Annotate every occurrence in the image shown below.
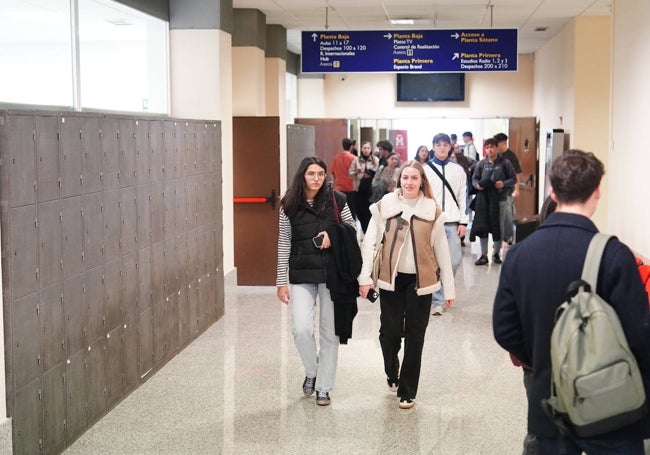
[13,379,42,455]
[35,114,61,202]
[122,251,138,323]
[63,196,84,279]
[81,117,103,194]
[149,120,164,182]
[120,186,137,254]
[82,192,103,270]
[136,184,152,247]
[65,350,88,441]
[10,204,39,299]
[118,119,136,188]
[151,241,165,306]
[163,179,177,238]
[177,286,190,348]
[86,338,107,425]
[153,300,165,366]
[38,199,64,288]
[64,274,86,357]
[138,307,153,378]
[105,325,124,408]
[102,189,121,263]
[84,265,105,344]
[137,246,152,310]
[104,258,123,332]
[150,181,164,244]
[42,363,66,454]
[12,293,40,390]
[40,282,65,371]
[135,120,150,186]
[59,115,83,198]
[185,122,198,174]
[122,320,139,392]
[163,236,177,298]
[101,117,120,190]
[5,113,37,207]
[162,120,179,180]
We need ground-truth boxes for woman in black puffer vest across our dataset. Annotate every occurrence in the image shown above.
[276,157,356,406]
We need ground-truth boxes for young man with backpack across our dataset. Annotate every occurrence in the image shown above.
[492,150,650,454]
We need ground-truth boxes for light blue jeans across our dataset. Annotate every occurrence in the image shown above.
[432,223,462,308]
[290,283,339,392]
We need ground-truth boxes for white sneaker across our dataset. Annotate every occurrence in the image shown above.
[432,306,443,316]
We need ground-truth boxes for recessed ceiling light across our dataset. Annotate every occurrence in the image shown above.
[390,19,415,25]
[535,27,548,32]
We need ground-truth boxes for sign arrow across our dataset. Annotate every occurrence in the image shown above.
[311,32,318,42]
[451,32,459,39]
[383,33,392,39]
[452,53,459,60]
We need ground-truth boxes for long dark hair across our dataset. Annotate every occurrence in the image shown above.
[281,157,330,218]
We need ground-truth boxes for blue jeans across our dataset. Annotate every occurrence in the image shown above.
[290,283,339,392]
[537,436,644,455]
[432,223,461,307]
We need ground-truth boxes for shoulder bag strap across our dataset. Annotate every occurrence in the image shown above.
[332,191,342,224]
[426,161,459,208]
[581,233,613,288]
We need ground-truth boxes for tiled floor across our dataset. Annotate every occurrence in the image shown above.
[64,241,531,455]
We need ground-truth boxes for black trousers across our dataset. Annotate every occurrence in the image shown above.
[379,273,431,400]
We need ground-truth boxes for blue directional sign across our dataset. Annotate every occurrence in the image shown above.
[301,29,517,73]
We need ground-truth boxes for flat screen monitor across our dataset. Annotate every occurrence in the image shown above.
[396,73,465,102]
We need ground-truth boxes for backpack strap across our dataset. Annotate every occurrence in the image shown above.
[581,233,613,289]
[426,161,459,209]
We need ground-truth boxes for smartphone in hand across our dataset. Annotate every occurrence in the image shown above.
[312,235,324,248]
[367,289,379,302]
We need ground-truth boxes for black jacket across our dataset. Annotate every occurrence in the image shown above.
[326,222,362,344]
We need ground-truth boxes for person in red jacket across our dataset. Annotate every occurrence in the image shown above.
[331,138,357,220]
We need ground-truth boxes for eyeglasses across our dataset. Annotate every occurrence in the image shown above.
[305,171,327,180]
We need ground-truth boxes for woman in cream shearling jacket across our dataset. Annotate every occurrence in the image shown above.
[358,161,455,409]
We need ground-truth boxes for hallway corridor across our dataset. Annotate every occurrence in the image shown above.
[64,243,528,454]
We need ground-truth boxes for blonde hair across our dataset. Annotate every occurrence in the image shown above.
[396,160,434,200]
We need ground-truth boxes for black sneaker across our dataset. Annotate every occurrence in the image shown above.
[387,378,398,393]
[399,397,415,409]
[492,254,502,264]
[316,391,331,406]
[474,255,489,266]
[302,377,316,397]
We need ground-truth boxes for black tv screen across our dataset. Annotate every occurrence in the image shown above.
[397,73,465,102]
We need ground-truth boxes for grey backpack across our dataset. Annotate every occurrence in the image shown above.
[544,233,647,437]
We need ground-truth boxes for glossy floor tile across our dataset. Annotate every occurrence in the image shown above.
[64,242,530,455]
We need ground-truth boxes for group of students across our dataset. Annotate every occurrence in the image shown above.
[276,145,650,453]
[274,132,524,409]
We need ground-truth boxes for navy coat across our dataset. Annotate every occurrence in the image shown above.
[493,212,650,440]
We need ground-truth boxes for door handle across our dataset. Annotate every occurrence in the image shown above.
[233,189,277,210]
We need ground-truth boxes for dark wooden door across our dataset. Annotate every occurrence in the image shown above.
[509,117,538,217]
[233,117,280,285]
[295,118,348,173]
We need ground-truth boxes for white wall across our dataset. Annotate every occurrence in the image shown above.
[610,0,650,259]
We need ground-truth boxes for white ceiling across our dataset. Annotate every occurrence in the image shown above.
[232,0,612,55]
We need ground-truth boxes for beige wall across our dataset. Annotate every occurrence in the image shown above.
[533,17,610,230]
[265,57,288,191]
[610,0,650,258]
[232,47,266,116]
[295,54,534,119]
[170,29,235,274]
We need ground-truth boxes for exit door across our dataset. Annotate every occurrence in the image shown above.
[233,117,280,285]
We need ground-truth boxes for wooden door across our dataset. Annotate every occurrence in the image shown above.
[509,117,538,217]
[233,117,280,285]
[295,118,348,173]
